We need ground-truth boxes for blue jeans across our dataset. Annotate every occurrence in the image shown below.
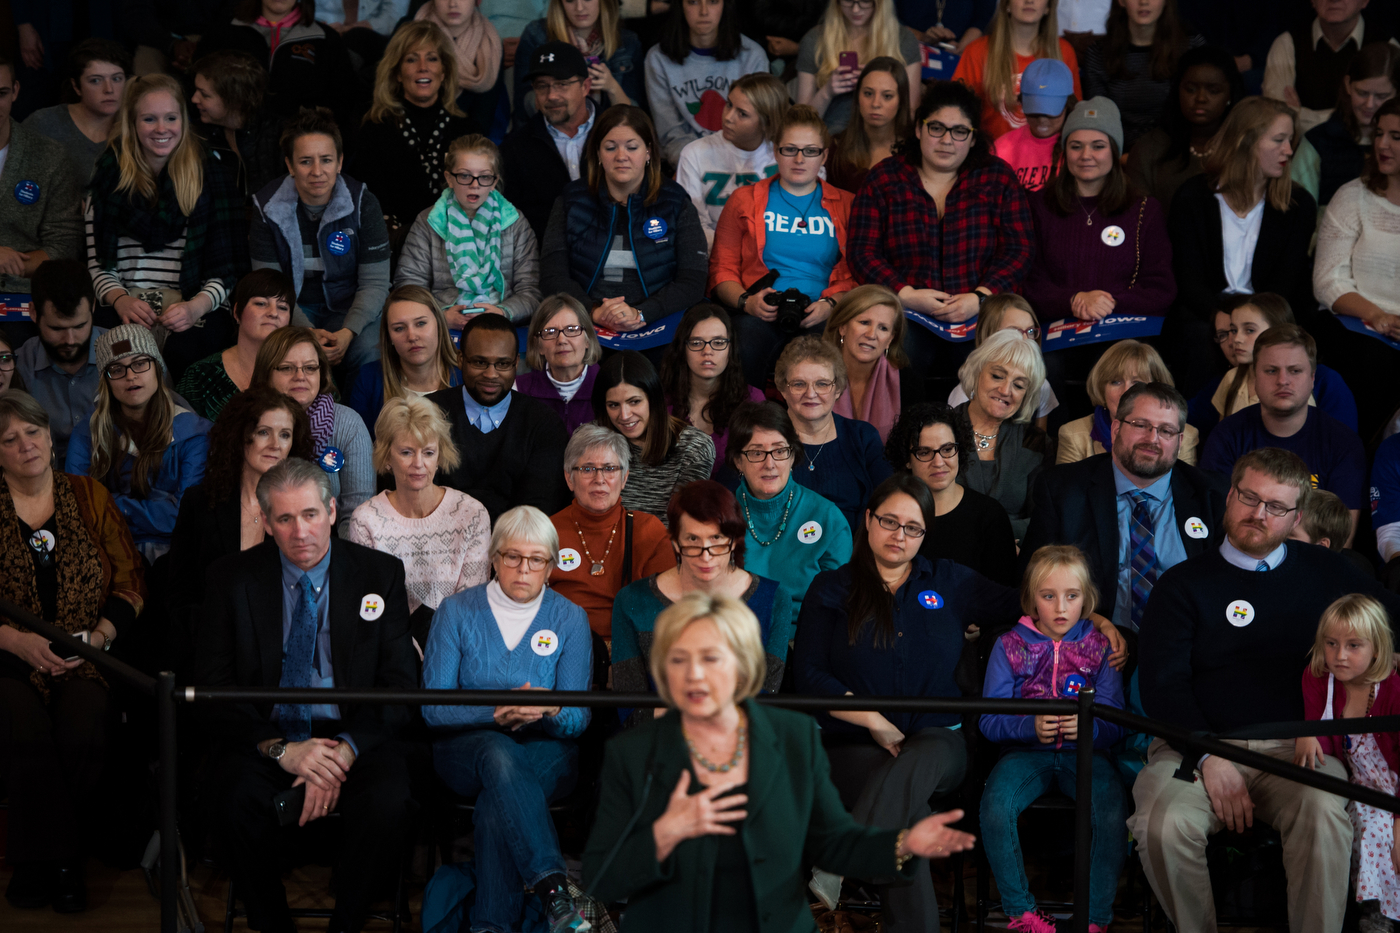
[979,748,1128,926]
[432,729,578,933]
[298,301,381,372]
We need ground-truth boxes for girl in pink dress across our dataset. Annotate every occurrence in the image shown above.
[1299,594,1400,929]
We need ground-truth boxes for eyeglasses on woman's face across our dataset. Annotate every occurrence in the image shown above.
[677,540,734,558]
[784,378,836,395]
[0,352,16,372]
[686,336,730,352]
[1007,325,1040,340]
[923,120,973,141]
[911,442,959,461]
[105,356,156,380]
[569,463,624,477]
[499,551,551,570]
[449,171,497,187]
[776,145,827,158]
[871,512,926,538]
[273,361,320,377]
[738,445,795,462]
[539,324,585,341]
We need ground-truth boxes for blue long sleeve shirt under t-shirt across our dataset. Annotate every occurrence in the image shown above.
[421,583,592,737]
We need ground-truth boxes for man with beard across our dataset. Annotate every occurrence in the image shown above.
[1020,382,1227,631]
[14,259,102,462]
[1201,324,1365,544]
[426,313,570,523]
[1130,446,1400,933]
[501,43,596,241]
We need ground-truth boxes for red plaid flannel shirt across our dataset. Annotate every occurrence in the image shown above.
[847,156,1035,296]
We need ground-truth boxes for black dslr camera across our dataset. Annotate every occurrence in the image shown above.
[773,287,811,336]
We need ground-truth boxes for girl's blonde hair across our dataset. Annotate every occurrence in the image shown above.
[813,0,907,88]
[89,362,177,498]
[649,592,767,708]
[1020,545,1099,618]
[1310,594,1395,683]
[113,74,204,215]
[546,0,623,59]
[983,0,1065,114]
[974,294,1035,347]
[444,133,504,184]
[378,285,459,404]
[371,395,462,475]
[958,328,1046,424]
[368,20,465,124]
[731,73,791,145]
[1204,96,1297,213]
[822,284,909,368]
[1085,339,1173,407]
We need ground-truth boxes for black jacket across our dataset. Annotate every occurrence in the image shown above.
[500,111,574,243]
[167,483,240,641]
[427,387,571,522]
[1019,453,1229,621]
[195,537,417,755]
[1168,173,1317,322]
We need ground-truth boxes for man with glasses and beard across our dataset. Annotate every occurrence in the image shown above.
[427,313,570,523]
[1130,447,1400,933]
[1021,382,1227,634]
[14,259,102,462]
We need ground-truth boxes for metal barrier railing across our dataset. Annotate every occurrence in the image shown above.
[3,597,1397,933]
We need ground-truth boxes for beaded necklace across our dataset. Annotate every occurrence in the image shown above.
[739,484,795,547]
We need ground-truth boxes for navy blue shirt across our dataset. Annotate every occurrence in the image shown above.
[1199,404,1367,509]
[893,0,995,35]
[792,555,1021,734]
[794,413,894,537]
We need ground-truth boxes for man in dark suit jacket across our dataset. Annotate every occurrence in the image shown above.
[1021,382,1229,633]
[428,313,571,522]
[196,458,417,933]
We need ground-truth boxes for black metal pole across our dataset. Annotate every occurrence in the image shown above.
[1072,687,1095,933]
[158,671,179,933]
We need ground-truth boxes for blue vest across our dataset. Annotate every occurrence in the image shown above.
[560,178,690,300]
[253,174,368,317]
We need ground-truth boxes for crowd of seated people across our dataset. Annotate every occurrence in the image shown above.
[7,0,1400,929]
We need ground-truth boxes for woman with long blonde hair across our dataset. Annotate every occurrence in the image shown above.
[65,325,212,562]
[347,285,463,438]
[1168,96,1316,394]
[514,0,643,124]
[87,73,247,372]
[951,0,1082,139]
[351,20,475,235]
[795,0,922,133]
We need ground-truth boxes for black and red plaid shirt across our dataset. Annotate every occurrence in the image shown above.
[848,156,1035,296]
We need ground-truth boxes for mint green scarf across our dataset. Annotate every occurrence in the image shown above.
[427,187,519,306]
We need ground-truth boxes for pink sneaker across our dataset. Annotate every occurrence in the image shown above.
[1007,910,1059,933]
[1089,925,1109,932]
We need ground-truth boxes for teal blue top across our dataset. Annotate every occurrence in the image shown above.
[736,477,852,613]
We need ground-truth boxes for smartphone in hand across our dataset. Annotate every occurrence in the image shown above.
[838,51,859,72]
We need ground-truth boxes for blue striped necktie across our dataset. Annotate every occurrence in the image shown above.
[1256,560,1269,572]
[276,574,318,742]
[1129,491,1158,627]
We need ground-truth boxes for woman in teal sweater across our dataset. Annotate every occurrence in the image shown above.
[583,592,974,932]
[726,401,852,613]
[612,480,794,727]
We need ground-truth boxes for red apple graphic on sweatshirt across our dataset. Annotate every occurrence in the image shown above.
[690,89,726,131]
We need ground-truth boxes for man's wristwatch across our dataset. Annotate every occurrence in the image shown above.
[976,291,990,307]
[268,741,288,761]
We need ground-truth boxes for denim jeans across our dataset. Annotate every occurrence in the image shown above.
[298,301,381,372]
[433,729,578,933]
[979,748,1128,926]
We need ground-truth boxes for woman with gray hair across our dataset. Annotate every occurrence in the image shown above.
[422,504,593,933]
[516,295,604,436]
[583,592,975,927]
[548,423,675,641]
[952,328,1047,539]
[346,396,490,653]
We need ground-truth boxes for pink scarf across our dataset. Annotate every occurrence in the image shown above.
[834,354,901,443]
[415,3,503,94]
[255,5,302,56]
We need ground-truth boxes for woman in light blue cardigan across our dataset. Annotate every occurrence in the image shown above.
[422,505,591,931]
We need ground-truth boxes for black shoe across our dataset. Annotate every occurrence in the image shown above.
[52,863,87,914]
[537,875,591,933]
[5,863,57,909]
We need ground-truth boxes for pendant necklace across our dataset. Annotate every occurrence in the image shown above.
[774,183,820,229]
[972,428,997,450]
[1079,198,1097,227]
[685,710,747,773]
[740,485,796,546]
[804,418,837,472]
[574,514,621,576]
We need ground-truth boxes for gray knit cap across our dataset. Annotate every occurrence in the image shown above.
[96,324,166,376]
[1062,97,1124,153]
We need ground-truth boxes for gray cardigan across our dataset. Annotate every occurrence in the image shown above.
[0,120,82,291]
[328,403,374,538]
[392,206,541,323]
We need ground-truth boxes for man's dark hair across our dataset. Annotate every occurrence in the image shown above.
[67,39,133,89]
[31,260,96,320]
[280,106,344,160]
[1116,382,1188,430]
[460,312,518,346]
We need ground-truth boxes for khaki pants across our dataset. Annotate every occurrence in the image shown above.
[1127,738,1352,933]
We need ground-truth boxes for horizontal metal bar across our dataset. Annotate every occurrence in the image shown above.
[181,685,1077,716]
[1095,705,1400,814]
[0,598,156,696]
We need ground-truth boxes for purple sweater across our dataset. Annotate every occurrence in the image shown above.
[515,365,599,436]
[1021,191,1176,320]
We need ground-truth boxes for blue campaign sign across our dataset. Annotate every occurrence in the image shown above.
[1041,314,1164,349]
[904,309,978,343]
[0,293,30,321]
[1337,313,1400,352]
[920,43,960,81]
[594,310,685,351]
